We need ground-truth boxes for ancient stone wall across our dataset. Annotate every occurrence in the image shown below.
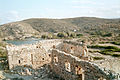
[6,39,62,69]
[50,49,110,80]
[40,39,62,52]
[6,39,116,80]
[57,40,89,59]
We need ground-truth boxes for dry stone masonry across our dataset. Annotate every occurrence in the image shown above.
[6,39,117,80]
[6,39,62,69]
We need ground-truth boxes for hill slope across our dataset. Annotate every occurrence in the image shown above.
[0,17,120,40]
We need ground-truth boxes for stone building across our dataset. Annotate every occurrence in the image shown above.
[50,41,110,80]
[56,41,88,58]
[6,39,62,69]
[6,39,113,80]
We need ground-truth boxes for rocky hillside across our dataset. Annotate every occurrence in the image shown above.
[0,17,120,40]
[63,17,120,35]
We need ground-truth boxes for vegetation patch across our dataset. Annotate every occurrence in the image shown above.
[99,41,120,45]
[89,50,100,53]
[0,48,7,58]
[112,54,120,57]
[0,42,7,58]
[88,45,120,50]
[93,57,104,60]
[41,32,83,39]
[88,45,120,57]
[111,41,120,45]
[90,31,113,37]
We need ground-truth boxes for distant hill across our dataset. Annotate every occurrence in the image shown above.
[0,17,120,40]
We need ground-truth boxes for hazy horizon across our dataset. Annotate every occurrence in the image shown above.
[0,0,120,24]
[0,16,120,25]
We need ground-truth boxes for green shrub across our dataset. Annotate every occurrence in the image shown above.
[88,45,120,57]
[41,34,53,39]
[89,50,100,53]
[57,32,68,38]
[41,35,48,39]
[70,33,76,38]
[88,45,120,51]
[76,33,83,38]
[102,33,112,37]
[87,45,104,48]
[112,54,120,57]
[100,50,113,55]
[0,42,7,58]
[111,41,120,45]
[0,49,7,58]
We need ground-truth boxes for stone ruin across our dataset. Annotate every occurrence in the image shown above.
[6,39,62,69]
[6,39,116,80]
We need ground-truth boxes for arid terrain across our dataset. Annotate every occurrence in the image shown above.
[0,17,120,40]
[0,17,120,80]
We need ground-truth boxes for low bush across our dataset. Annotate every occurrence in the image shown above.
[89,50,100,53]
[93,57,104,60]
[0,42,7,58]
[102,33,112,37]
[76,33,83,38]
[57,32,68,38]
[111,41,120,45]
[100,50,113,55]
[112,54,120,57]
[88,45,120,50]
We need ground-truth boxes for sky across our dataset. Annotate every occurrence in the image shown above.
[0,0,120,24]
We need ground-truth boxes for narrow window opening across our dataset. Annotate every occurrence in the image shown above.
[70,47,74,54]
[18,60,21,64]
[53,45,56,48]
[65,61,71,72]
[31,54,33,64]
[53,55,58,63]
